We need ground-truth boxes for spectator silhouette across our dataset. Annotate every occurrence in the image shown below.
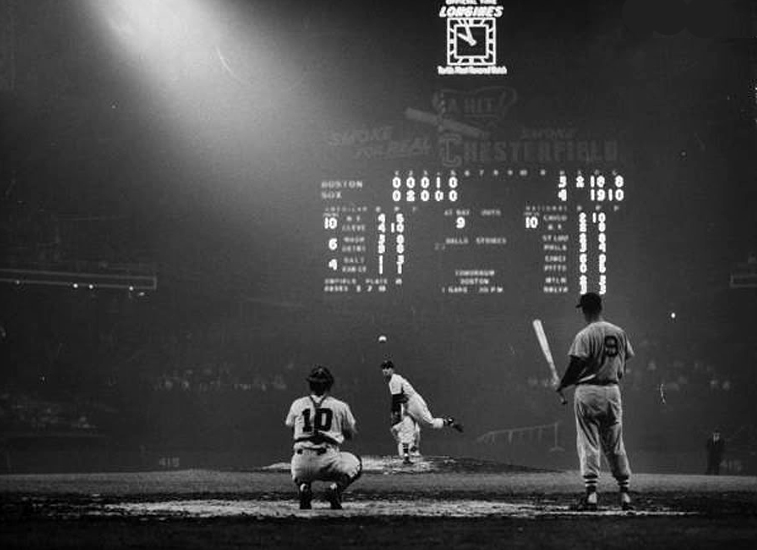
[705,430,725,475]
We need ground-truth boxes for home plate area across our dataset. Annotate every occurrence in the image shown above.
[99,497,692,519]
[97,456,694,519]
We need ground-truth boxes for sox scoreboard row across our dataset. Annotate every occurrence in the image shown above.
[321,167,627,300]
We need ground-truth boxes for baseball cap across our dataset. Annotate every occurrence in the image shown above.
[380,360,394,370]
[576,292,602,310]
[307,365,334,384]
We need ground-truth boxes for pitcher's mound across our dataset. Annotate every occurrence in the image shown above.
[262,455,550,474]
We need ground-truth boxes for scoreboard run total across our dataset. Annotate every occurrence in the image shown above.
[321,167,627,299]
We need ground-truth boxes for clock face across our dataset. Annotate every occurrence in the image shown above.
[447,18,496,66]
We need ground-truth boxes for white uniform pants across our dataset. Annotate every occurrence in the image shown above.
[574,384,631,482]
[391,413,421,456]
[290,446,362,486]
[406,393,445,429]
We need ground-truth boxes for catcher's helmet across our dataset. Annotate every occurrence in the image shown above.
[306,365,334,390]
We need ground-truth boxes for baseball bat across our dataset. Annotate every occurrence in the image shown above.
[532,319,567,405]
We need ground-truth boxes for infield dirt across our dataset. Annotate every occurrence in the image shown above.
[2,456,756,549]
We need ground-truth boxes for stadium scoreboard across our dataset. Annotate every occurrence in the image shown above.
[321,167,627,300]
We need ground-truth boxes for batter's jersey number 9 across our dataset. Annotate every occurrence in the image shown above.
[604,335,619,358]
[303,407,334,432]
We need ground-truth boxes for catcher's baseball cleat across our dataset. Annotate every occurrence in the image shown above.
[325,484,343,510]
[298,484,312,510]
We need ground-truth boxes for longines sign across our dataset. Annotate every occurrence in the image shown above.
[437,0,508,76]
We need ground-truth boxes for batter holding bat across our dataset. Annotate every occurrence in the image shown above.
[555,292,635,511]
[532,319,567,404]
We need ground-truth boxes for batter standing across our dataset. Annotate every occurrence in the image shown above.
[381,360,463,464]
[285,366,362,510]
[556,292,634,511]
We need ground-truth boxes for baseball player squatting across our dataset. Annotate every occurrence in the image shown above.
[556,292,635,511]
[381,360,463,464]
[285,366,362,509]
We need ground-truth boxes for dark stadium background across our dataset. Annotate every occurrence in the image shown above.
[0,0,755,474]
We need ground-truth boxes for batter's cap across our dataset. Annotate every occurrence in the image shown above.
[576,292,602,310]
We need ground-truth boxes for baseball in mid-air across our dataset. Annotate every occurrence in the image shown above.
[377,334,387,343]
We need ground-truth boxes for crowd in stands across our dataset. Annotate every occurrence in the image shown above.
[151,364,290,393]
[0,281,755,459]
[0,392,99,433]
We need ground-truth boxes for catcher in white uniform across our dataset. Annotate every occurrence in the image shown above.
[556,292,634,511]
[381,360,463,464]
[285,365,362,509]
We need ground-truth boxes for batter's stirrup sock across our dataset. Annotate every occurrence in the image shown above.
[584,475,598,503]
[298,483,312,510]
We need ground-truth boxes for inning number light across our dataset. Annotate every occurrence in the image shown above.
[325,214,339,272]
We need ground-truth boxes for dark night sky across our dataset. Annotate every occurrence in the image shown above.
[2,1,754,310]
[1,0,755,450]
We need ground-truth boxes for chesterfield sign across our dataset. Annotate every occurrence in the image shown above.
[437,0,508,76]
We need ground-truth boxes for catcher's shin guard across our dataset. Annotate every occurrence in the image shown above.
[325,483,342,510]
[298,483,312,510]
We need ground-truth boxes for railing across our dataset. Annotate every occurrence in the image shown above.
[0,259,157,290]
[476,421,564,452]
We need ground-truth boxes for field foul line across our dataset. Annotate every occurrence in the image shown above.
[93,499,696,519]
